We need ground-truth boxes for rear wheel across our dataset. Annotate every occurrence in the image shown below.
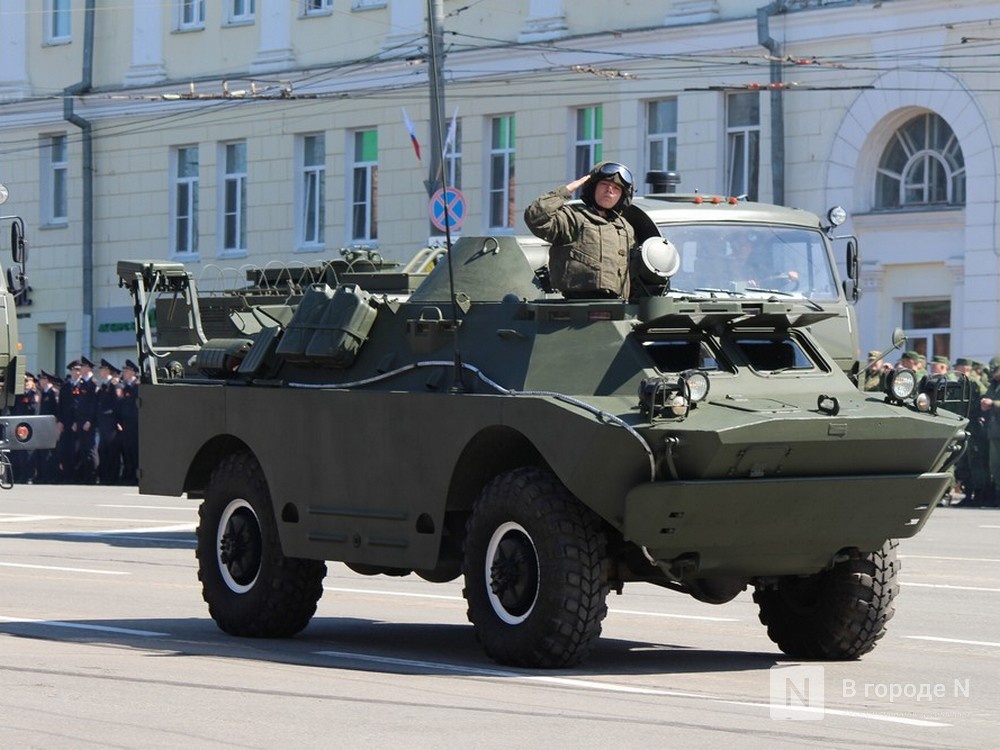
[197,451,326,637]
[753,540,899,659]
[462,467,608,668]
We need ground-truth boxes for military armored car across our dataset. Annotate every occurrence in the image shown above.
[119,182,968,667]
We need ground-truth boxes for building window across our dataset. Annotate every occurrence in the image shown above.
[227,0,255,24]
[177,0,206,30]
[299,134,325,247]
[574,106,603,177]
[726,92,759,201]
[902,300,951,363]
[647,98,678,175]
[42,134,68,225]
[489,115,516,230]
[303,0,334,16]
[220,142,247,255]
[875,113,965,210]
[351,129,378,243]
[46,0,72,43]
[173,146,199,255]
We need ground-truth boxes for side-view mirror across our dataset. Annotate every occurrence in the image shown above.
[891,327,907,350]
[10,220,26,266]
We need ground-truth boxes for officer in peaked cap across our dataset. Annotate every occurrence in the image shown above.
[96,359,123,484]
[34,370,60,483]
[57,360,82,482]
[73,355,99,484]
[10,370,39,483]
[119,358,140,485]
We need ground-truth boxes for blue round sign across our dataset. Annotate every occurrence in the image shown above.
[429,187,466,231]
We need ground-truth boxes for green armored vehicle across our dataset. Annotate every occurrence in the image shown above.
[118,183,968,668]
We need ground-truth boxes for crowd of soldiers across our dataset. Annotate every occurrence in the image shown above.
[6,355,139,485]
[863,349,1000,507]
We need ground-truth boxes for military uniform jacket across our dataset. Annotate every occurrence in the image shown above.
[119,380,139,430]
[984,378,1000,440]
[524,187,635,297]
[96,381,121,435]
[73,376,98,427]
[39,387,58,418]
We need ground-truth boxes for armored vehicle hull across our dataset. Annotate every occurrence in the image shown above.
[122,212,966,668]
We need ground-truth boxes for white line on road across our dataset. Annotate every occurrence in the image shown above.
[97,504,194,511]
[0,515,64,523]
[903,635,1000,648]
[902,581,1000,593]
[901,554,1000,563]
[67,523,196,536]
[0,615,168,637]
[0,562,128,575]
[313,650,950,728]
[324,586,742,622]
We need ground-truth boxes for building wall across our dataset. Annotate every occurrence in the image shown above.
[0,0,997,371]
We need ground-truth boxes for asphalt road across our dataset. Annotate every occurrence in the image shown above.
[1,485,997,749]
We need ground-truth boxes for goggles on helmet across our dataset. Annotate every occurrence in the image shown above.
[594,162,634,189]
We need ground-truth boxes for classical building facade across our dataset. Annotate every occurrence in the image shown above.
[0,0,997,370]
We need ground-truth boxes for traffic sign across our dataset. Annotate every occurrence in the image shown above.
[429,187,466,232]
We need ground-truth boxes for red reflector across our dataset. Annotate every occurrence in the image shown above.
[711,196,722,204]
[693,196,703,204]
[589,310,613,321]
[728,197,738,205]
[15,423,31,442]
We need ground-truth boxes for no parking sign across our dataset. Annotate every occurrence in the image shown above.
[429,187,466,232]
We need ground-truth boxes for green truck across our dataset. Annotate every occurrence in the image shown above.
[0,186,58,487]
[119,181,968,667]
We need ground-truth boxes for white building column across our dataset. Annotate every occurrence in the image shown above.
[0,0,31,100]
[124,0,167,86]
[518,0,567,43]
[252,0,296,73]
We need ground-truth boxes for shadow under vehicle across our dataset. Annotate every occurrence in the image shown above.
[118,180,968,668]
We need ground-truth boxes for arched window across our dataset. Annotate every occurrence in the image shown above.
[875,113,965,209]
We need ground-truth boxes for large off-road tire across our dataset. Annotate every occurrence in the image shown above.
[753,539,899,660]
[462,467,609,668]
[197,452,326,637]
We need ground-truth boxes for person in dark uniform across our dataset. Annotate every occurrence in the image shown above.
[73,355,99,484]
[57,361,81,483]
[118,359,140,486]
[9,371,39,483]
[96,359,123,485]
[34,370,60,484]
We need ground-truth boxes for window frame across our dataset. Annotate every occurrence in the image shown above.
[226,0,256,25]
[646,98,678,175]
[488,115,516,231]
[303,0,334,17]
[573,105,603,179]
[41,133,69,226]
[45,0,72,44]
[875,113,966,210]
[297,133,326,250]
[350,128,379,244]
[725,92,760,201]
[171,146,200,257]
[219,141,248,257]
[176,0,206,31]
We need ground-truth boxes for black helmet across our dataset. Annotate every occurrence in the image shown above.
[581,161,634,211]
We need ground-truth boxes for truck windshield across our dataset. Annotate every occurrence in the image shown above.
[660,224,840,301]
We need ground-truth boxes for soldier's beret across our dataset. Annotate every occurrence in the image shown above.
[931,355,949,365]
[901,350,920,360]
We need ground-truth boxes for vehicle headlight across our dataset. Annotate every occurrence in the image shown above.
[886,368,917,401]
[682,370,710,403]
[827,205,847,226]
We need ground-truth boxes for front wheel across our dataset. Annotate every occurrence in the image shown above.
[753,540,899,659]
[197,451,326,637]
[462,467,608,668]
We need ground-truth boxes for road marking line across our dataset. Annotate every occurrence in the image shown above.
[902,582,1000,593]
[324,587,741,622]
[0,616,168,637]
[979,524,1000,529]
[69,523,196,536]
[0,562,128,575]
[904,635,1000,648]
[97,504,193,511]
[313,650,949,727]
[0,515,64,523]
[900,554,1000,563]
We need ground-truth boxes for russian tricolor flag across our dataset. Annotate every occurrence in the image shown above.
[402,107,422,163]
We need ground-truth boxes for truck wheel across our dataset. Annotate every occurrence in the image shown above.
[197,452,326,638]
[753,539,899,659]
[462,467,608,668]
